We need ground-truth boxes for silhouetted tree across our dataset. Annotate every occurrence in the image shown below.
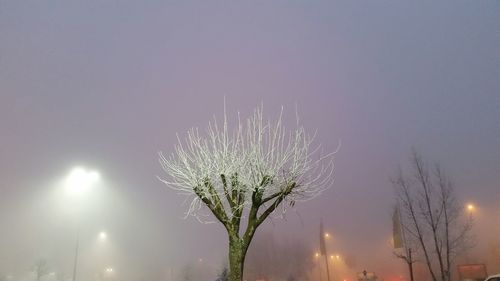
[33,259,50,281]
[180,264,194,281]
[245,232,314,281]
[159,105,336,281]
[55,272,65,281]
[392,151,473,281]
[216,267,229,281]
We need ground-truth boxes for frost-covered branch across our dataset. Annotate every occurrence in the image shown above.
[158,105,337,226]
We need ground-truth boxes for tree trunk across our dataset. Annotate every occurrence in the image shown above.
[228,236,245,281]
[408,248,414,281]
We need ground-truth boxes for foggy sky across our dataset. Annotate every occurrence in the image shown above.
[1,1,499,281]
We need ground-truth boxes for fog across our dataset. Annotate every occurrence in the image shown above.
[0,1,499,281]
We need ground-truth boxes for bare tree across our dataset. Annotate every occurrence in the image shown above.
[392,204,418,281]
[33,259,50,281]
[159,105,336,281]
[245,231,314,281]
[56,272,66,281]
[244,232,276,280]
[180,264,194,281]
[216,267,229,281]
[392,151,472,281]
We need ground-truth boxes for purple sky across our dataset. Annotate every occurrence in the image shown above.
[0,1,499,280]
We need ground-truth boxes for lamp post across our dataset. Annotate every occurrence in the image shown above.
[466,203,476,221]
[323,230,332,281]
[467,204,474,212]
[467,203,475,213]
[315,252,322,281]
[64,167,100,281]
[72,229,80,281]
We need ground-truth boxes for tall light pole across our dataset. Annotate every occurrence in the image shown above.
[64,167,100,281]
[320,221,332,281]
[72,229,80,281]
[466,203,477,222]
[315,252,322,281]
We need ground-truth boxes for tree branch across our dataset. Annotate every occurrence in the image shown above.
[256,182,296,226]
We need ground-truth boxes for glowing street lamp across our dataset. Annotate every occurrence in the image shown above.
[467,204,475,212]
[64,166,101,281]
[314,252,322,281]
[330,254,341,261]
[65,167,100,196]
[99,231,107,241]
[466,203,476,222]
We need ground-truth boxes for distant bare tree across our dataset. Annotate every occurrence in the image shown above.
[392,205,418,281]
[245,232,275,280]
[179,264,194,281]
[245,232,314,281]
[33,259,50,281]
[280,238,314,280]
[392,151,473,281]
[216,267,229,281]
[55,272,65,281]
[159,105,336,281]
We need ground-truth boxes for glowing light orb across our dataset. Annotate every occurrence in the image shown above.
[64,167,100,195]
[99,231,107,240]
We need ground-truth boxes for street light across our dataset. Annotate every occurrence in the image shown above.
[329,254,340,260]
[466,203,475,217]
[64,166,101,281]
[65,167,100,196]
[99,231,107,241]
[467,203,475,212]
[314,252,322,281]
